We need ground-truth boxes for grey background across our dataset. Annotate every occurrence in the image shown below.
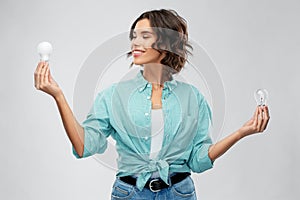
[0,0,299,199]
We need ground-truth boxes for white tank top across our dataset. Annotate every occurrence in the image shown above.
[149,108,164,178]
[150,108,164,159]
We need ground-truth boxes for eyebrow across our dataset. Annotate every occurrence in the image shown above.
[133,30,154,35]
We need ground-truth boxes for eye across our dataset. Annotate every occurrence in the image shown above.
[143,34,150,39]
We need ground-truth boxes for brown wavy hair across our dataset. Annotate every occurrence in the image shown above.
[128,9,192,73]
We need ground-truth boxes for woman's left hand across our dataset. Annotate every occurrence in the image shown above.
[238,106,270,138]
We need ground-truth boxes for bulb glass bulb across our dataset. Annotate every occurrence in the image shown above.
[254,88,268,106]
[37,41,53,61]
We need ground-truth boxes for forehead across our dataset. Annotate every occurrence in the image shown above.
[134,18,153,32]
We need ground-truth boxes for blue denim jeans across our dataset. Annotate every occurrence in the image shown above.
[111,175,197,200]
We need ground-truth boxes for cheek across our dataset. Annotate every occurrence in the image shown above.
[144,40,155,48]
[139,39,157,48]
[145,49,162,60]
[133,49,159,60]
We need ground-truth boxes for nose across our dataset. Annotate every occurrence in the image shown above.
[131,36,143,47]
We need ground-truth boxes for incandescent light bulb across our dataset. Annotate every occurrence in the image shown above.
[37,41,53,62]
[254,89,268,106]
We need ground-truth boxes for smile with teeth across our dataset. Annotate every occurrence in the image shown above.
[132,50,145,57]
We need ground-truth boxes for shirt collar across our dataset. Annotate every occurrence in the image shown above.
[135,70,178,92]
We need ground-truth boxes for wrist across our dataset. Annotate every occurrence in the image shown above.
[236,129,247,140]
[53,90,64,102]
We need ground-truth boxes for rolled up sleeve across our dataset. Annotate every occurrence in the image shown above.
[72,87,115,159]
[187,92,214,172]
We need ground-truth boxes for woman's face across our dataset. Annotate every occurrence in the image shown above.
[131,18,165,65]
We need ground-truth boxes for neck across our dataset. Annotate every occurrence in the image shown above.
[142,63,172,88]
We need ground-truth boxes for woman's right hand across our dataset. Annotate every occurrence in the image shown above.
[34,61,62,99]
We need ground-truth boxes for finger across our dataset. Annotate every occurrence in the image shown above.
[44,65,50,85]
[34,61,44,74]
[263,106,270,118]
[45,65,53,85]
[40,62,48,86]
[252,106,259,125]
[254,106,260,118]
[261,106,270,131]
[248,106,259,132]
[256,107,263,132]
[47,65,54,82]
[34,62,43,87]
[34,61,45,89]
[261,116,270,131]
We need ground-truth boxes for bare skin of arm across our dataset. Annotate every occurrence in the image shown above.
[34,62,84,157]
[208,106,270,162]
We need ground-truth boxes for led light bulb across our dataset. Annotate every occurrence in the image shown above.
[37,41,53,62]
[254,89,268,106]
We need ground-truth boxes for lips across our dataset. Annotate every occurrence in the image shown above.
[132,49,145,57]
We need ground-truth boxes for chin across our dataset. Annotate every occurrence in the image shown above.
[133,59,145,65]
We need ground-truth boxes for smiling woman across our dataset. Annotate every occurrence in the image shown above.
[34,8,270,200]
[130,19,165,66]
[128,9,192,73]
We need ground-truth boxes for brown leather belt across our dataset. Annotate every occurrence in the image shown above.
[119,172,191,192]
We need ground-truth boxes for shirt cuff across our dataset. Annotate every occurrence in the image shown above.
[189,143,214,173]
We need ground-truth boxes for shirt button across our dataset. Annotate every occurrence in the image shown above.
[144,136,149,140]
[145,112,149,116]
[147,96,151,100]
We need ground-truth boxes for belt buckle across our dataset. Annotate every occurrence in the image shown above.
[149,178,161,192]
